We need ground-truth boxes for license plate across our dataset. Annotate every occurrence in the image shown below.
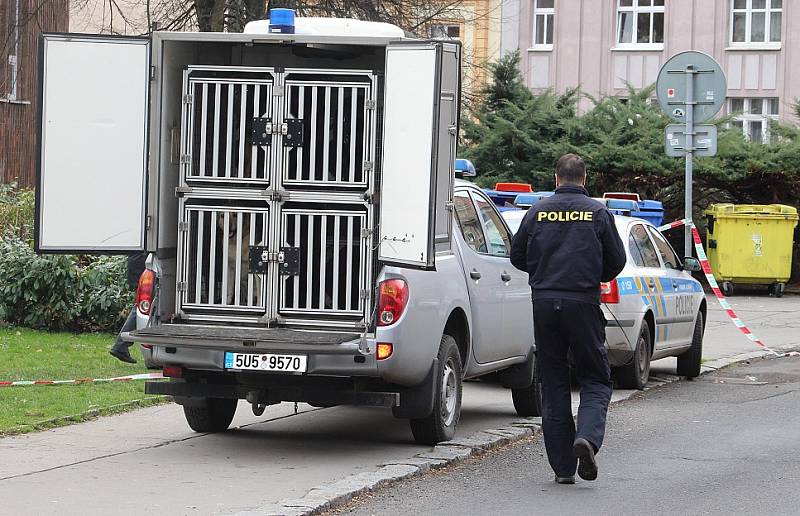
[224,352,307,373]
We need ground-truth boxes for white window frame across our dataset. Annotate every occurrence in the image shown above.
[728,97,779,144]
[729,0,782,49]
[615,0,665,51]
[532,0,555,50]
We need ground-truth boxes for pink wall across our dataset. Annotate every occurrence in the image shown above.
[517,0,800,122]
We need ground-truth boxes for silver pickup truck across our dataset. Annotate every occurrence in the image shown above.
[34,17,537,445]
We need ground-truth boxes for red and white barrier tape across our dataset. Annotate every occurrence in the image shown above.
[0,372,164,388]
[659,218,798,358]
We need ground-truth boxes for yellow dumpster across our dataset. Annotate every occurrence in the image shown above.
[705,204,798,297]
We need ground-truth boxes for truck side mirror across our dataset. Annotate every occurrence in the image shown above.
[683,257,702,272]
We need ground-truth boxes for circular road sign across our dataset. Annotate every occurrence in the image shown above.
[656,51,727,124]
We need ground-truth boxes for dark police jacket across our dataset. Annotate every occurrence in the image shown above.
[510,185,626,304]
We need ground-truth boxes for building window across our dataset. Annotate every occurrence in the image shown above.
[729,97,779,143]
[428,24,461,40]
[2,0,23,101]
[731,0,781,45]
[616,0,665,48]
[532,0,554,49]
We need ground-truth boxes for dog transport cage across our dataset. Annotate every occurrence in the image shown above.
[175,66,378,327]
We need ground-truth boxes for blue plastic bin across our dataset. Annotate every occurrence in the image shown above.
[483,189,519,208]
[631,200,664,227]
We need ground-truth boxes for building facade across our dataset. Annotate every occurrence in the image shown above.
[1,0,69,188]
[502,0,799,142]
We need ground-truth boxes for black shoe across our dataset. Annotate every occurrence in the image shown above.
[554,475,575,484]
[109,348,136,364]
[573,438,598,481]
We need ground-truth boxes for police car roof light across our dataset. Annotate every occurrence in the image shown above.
[268,8,296,34]
[455,158,476,178]
[495,182,532,193]
[603,192,641,202]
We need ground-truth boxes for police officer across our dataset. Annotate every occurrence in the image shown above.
[511,154,626,484]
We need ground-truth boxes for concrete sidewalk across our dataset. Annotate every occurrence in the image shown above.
[0,294,796,515]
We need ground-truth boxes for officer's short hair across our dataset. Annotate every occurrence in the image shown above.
[555,154,586,184]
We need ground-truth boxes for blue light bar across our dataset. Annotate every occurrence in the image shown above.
[455,158,476,177]
[269,8,295,34]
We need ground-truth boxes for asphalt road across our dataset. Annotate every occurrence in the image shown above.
[335,356,800,516]
[0,295,797,515]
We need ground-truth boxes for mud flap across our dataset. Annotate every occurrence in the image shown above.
[499,349,536,389]
[392,358,439,419]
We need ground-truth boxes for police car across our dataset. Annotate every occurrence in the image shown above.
[504,211,707,390]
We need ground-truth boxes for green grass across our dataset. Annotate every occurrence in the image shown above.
[0,327,164,435]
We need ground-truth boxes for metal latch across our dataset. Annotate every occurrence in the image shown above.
[264,189,289,202]
[249,246,301,275]
[251,117,274,146]
[182,94,193,104]
[176,281,187,292]
[283,119,304,147]
[445,201,455,212]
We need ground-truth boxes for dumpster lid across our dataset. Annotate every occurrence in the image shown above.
[637,199,663,211]
[705,203,799,219]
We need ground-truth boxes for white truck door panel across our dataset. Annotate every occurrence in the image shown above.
[36,34,150,253]
[379,42,458,269]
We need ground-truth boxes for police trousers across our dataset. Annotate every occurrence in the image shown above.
[533,298,613,477]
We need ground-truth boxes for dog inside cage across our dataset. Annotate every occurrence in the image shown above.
[281,208,366,314]
[184,207,268,309]
[284,81,369,186]
[189,80,272,183]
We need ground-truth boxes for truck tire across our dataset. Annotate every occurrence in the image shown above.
[614,320,651,390]
[183,398,238,433]
[409,334,462,445]
[511,361,542,417]
[677,312,704,378]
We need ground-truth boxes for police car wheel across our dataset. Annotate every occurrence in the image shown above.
[614,320,652,390]
[511,377,542,417]
[409,334,463,445]
[677,312,704,378]
[183,397,237,433]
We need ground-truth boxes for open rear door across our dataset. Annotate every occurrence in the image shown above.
[36,34,150,253]
[379,41,460,269]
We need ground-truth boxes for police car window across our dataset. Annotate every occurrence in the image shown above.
[628,231,645,267]
[453,192,487,254]
[630,224,660,268]
[470,192,511,257]
[648,227,681,269]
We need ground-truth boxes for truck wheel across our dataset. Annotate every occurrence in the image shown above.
[511,362,542,417]
[614,320,651,390]
[770,283,785,298]
[183,398,238,433]
[409,334,462,445]
[677,312,704,378]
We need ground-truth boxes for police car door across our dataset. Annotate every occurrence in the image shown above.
[629,223,673,352]
[452,190,507,364]
[648,227,696,347]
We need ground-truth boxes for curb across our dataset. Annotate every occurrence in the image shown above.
[235,347,800,516]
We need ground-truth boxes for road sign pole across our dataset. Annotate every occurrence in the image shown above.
[685,66,694,258]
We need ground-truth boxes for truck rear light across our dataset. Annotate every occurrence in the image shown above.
[162,366,182,378]
[600,280,620,304]
[377,279,409,326]
[136,269,155,315]
[377,343,393,360]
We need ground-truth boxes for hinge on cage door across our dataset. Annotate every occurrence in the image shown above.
[359,289,370,300]
[363,161,374,172]
[182,94,193,104]
[178,221,189,232]
[363,192,378,204]
[177,282,187,292]
[445,201,455,212]
[361,228,374,240]
[365,100,376,110]
[175,186,193,197]
[179,154,191,164]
